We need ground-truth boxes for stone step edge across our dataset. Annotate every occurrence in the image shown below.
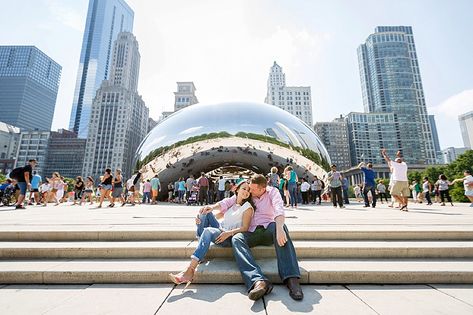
[1,258,473,284]
[1,230,473,241]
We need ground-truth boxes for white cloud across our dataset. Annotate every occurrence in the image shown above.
[430,89,473,118]
[44,0,84,32]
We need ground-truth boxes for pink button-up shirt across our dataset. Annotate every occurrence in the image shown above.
[218,186,285,232]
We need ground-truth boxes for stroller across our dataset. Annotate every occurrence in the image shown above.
[0,185,15,207]
[187,190,199,206]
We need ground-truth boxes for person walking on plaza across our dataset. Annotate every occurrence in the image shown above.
[451,170,473,207]
[197,172,209,206]
[81,176,95,205]
[284,166,298,208]
[9,159,37,209]
[230,174,303,301]
[358,162,377,208]
[377,180,388,204]
[342,176,350,205]
[217,176,226,201]
[150,175,161,204]
[185,175,195,201]
[72,176,84,205]
[142,179,152,204]
[169,180,254,290]
[435,174,454,206]
[311,176,322,205]
[410,180,421,204]
[382,149,409,211]
[98,168,114,208]
[423,177,433,205]
[327,164,344,208]
[111,169,125,206]
[300,178,310,205]
[28,171,42,205]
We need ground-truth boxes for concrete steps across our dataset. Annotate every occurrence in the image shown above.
[1,229,473,284]
[1,229,473,241]
[1,240,473,259]
[1,259,472,284]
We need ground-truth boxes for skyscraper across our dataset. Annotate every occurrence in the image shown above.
[358,26,437,164]
[265,62,313,126]
[69,0,134,139]
[428,115,442,163]
[314,116,351,170]
[459,111,473,149]
[174,82,199,112]
[0,46,61,131]
[82,32,148,178]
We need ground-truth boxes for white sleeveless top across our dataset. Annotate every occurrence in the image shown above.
[220,201,252,231]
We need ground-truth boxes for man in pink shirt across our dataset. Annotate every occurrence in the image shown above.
[216,174,303,301]
[197,172,209,206]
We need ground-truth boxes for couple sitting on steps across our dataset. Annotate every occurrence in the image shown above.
[169,174,304,301]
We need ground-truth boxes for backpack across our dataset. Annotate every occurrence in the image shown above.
[269,173,279,187]
[9,166,24,180]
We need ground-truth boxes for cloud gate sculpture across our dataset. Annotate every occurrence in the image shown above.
[135,101,331,195]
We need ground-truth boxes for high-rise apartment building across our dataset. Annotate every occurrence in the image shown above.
[0,46,61,131]
[358,26,437,164]
[346,112,400,165]
[15,130,51,175]
[174,82,198,112]
[83,32,148,178]
[459,111,473,149]
[69,0,134,138]
[0,122,20,175]
[43,129,86,179]
[314,116,351,170]
[441,147,469,164]
[265,62,313,126]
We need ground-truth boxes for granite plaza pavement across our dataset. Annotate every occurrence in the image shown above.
[0,199,472,314]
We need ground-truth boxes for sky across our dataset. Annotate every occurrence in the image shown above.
[0,0,471,149]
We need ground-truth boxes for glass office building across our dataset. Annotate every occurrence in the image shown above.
[0,46,61,131]
[358,26,437,164]
[68,0,134,138]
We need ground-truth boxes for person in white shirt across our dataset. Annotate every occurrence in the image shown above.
[300,178,311,204]
[39,181,50,204]
[169,181,254,289]
[217,176,226,201]
[382,149,409,211]
[451,170,473,207]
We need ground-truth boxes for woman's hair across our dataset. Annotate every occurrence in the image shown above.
[53,172,60,178]
[234,180,256,210]
[440,174,447,180]
[105,168,112,174]
[87,176,94,182]
[270,167,278,174]
[284,166,293,172]
[115,169,122,174]
[77,176,83,182]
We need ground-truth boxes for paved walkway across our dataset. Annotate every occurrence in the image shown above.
[0,200,472,314]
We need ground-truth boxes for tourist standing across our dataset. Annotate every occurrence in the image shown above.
[451,170,473,207]
[423,177,433,205]
[300,178,310,205]
[382,149,409,211]
[98,168,114,208]
[377,180,388,204]
[342,176,350,205]
[354,184,362,202]
[217,176,226,201]
[178,177,186,203]
[112,169,125,206]
[28,171,42,205]
[150,175,161,204]
[72,176,84,205]
[268,167,280,188]
[311,177,322,205]
[327,164,344,208]
[197,172,209,206]
[81,176,95,205]
[9,159,37,209]
[186,175,195,201]
[435,174,454,206]
[284,166,298,208]
[358,162,377,208]
[142,179,152,204]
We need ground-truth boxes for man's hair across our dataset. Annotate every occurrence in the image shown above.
[367,163,373,168]
[331,164,337,168]
[28,159,37,163]
[250,174,267,188]
[465,170,471,175]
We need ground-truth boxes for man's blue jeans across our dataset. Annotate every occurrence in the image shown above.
[231,222,301,291]
[192,213,231,261]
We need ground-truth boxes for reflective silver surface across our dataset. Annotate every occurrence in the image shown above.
[135,102,331,187]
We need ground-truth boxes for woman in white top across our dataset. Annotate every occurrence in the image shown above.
[451,170,473,206]
[169,181,254,288]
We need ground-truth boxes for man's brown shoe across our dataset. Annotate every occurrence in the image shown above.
[248,280,273,301]
[286,277,303,300]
